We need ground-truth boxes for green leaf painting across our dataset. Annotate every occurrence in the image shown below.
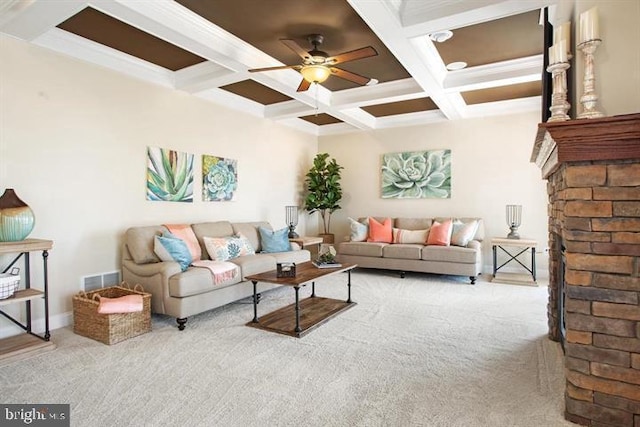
[382,150,451,199]
[202,155,238,201]
[146,147,194,202]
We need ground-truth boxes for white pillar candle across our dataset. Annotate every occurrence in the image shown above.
[580,7,599,43]
[549,44,556,64]
[553,21,571,46]
[557,39,568,63]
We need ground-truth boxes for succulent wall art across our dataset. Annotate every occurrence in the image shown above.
[381,150,451,199]
[146,146,194,202]
[202,155,238,201]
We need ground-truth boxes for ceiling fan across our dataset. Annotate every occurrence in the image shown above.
[248,34,378,92]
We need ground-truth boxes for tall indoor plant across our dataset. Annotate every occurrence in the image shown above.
[304,153,344,243]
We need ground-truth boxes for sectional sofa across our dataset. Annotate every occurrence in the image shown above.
[122,221,310,330]
[337,217,484,284]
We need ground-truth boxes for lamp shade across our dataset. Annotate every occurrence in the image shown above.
[300,65,331,83]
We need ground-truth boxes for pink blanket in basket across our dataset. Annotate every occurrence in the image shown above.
[191,260,239,285]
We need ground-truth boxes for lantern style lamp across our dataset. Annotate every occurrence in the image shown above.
[506,205,522,239]
[286,205,299,238]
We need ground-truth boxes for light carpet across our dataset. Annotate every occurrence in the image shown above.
[0,270,573,427]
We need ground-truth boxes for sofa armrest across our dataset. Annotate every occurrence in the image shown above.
[122,260,182,314]
[122,259,182,278]
[290,242,301,251]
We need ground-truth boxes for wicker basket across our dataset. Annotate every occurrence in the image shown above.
[73,283,151,345]
[0,268,20,300]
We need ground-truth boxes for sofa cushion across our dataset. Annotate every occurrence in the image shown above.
[394,218,433,230]
[125,225,165,264]
[422,245,478,264]
[154,233,192,271]
[338,241,387,257]
[383,244,423,260]
[168,266,241,297]
[348,217,369,242]
[392,228,429,244]
[426,219,453,246]
[259,226,292,253]
[367,217,393,243]
[232,221,270,252]
[231,254,277,278]
[191,221,234,260]
[203,234,255,261]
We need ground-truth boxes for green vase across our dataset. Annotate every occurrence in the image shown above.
[0,189,35,242]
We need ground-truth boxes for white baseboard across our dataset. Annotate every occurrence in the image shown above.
[0,311,73,339]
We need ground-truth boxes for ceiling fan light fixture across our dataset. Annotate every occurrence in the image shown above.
[300,65,331,83]
[429,30,453,43]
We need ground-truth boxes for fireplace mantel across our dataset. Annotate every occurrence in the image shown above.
[531,113,640,178]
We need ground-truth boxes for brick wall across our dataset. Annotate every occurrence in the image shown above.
[548,160,640,426]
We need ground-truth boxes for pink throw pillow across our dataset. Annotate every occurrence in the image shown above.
[426,219,453,246]
[164,224,202,261]
[367,217,393,243]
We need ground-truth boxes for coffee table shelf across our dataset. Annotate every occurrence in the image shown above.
[246,261,357,338]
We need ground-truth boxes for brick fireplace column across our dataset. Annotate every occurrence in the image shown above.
[532,113,640,426]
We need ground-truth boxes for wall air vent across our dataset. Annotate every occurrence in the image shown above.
[81,270,121,292]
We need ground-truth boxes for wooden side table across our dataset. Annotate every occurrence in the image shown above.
[289,236,323,250]
[491,237,537,286]
[289,236,324,259]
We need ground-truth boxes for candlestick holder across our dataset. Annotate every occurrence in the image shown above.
[546,61,571,122]
[577,39,605,119]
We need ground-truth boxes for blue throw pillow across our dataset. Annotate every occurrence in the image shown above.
[258,226,291,253]
[154,232,192,271]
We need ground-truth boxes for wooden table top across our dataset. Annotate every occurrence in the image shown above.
[245,261,356,287]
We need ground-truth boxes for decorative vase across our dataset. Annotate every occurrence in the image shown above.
[0,189,35,242]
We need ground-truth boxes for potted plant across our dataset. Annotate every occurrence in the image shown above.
[304,153,344,243]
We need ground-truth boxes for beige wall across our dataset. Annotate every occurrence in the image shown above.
[318,112,549,276]
[0,35,316,334]
[572,0,640,116]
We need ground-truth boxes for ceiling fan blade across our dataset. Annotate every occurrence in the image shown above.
[296,79,311,92]
[330,67,371,86]
[280,39,312,61]
[326,46,378,65]
[248,64,301,73]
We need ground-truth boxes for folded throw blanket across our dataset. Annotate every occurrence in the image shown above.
[191,260,239,285]
[97,295,143,314]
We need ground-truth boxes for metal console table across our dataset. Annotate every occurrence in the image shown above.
[0,239,55,363]
[491,237,537,286]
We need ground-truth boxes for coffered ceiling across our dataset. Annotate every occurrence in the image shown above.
[0,0,555,135]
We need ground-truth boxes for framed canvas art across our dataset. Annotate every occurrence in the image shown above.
[146,146,194,202]
[381,150,451,199]
[202,155,238,201]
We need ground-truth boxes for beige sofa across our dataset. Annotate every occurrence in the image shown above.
[337,217,484,284]
[122,221,310,330]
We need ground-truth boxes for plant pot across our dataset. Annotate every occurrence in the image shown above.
[319,233,334,244]
[0,188,35,242]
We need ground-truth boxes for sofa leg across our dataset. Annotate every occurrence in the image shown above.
[469,276,477,285]
[177,317,188,331]
[400,271,406,279]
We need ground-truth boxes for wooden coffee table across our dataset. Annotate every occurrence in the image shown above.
[246,261,357,338]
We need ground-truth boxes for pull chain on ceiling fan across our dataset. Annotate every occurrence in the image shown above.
[248,34,378,92]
